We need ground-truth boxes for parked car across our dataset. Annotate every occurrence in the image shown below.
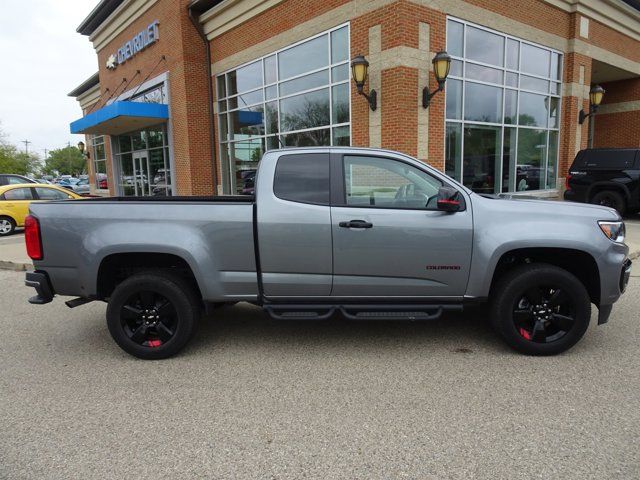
[0,183,81,236]
[0,174,36,186]
[97,174,108,190]
[564,148,640,215]
[25,147,630,360]
[58,177,91,194]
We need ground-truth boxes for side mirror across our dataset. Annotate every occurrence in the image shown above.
[437,186,461,212]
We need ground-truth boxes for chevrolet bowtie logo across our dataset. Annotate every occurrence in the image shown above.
[106,54,117,70]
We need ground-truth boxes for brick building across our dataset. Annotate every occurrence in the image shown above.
[69,0,640,197]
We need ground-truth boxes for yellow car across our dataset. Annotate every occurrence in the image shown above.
[0,183,82,236]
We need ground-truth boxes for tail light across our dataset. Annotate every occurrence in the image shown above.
[25,215,43,260]
[565,174,572,191]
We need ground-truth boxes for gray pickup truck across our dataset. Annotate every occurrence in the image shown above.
[25,147,631,359]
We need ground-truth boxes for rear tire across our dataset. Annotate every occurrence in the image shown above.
[490,264,591,355]
[0,216,15,236]
[106,271,201,359]
[591,190,626,215]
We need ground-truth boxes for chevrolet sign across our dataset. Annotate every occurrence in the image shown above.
[106,21,159,70]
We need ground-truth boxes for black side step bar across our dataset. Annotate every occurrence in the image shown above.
[264,304,462,321]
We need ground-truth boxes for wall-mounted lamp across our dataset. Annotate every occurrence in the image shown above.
[77,141,90,159]
[579,85,605,124]
[422,51,451,109]
[351,55,377,111]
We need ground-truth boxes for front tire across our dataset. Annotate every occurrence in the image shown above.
[591,190,626,215]
[0,216,16,236]
[490,264,591,355]
[106,271,201,359]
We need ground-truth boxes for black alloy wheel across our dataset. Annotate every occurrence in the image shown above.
[512,286,575,343]
[120,290,178,348]
[491,264,591,355]
[107,271,200,359]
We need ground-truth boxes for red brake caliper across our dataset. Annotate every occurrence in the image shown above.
[147,339,162,348]
[519,328,532,340]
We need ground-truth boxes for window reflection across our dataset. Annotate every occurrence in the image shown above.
[465,26,504,66]
[516,129,547,191]
[216,25,350,194]
[445,18,561,193]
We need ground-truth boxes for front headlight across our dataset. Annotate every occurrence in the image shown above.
[598,221,625,243]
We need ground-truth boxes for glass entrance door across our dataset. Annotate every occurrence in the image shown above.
[132,151,151,196]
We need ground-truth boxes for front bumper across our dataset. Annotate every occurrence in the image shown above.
[598,258,632,325]
[25,271,54,305]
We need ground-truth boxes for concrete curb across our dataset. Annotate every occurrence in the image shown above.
[0,260,33,272]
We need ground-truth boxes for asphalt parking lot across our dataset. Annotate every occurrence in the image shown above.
[1,267,639,479]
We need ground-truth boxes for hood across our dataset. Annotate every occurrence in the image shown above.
[475,193,621,221]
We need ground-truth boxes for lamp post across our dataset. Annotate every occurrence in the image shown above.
[422,51,452,108]
[351,55,377,111]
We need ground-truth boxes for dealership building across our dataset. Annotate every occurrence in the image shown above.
[69,0,640,197]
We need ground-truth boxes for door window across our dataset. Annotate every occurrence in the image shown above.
[35,187,70,200]
[343,156,442,210]
[2,187,34,200]
[273,153,330,204]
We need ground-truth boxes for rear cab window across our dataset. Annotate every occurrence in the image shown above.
[572,149,637,171]
[273,153,330,205]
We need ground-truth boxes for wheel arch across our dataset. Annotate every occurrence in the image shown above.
[96,252,203,301]
[587,181,630,202]
[489,247,600,306]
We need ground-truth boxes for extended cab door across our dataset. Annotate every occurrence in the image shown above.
[330,153,473,298]
[256,152,333,297]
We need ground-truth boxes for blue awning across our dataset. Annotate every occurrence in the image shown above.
[70,101,169,135]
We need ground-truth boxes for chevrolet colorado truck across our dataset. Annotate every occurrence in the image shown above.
[24,147,632,359]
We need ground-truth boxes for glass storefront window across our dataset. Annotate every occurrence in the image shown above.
[463,125,501,194]
[465,26,504,67]
[445,17,561,193]
[464,82,503,123]
[114,125,171,197]
[516,129,547,192]
[446,79,462,120]
[278,35,328,80]
[91,135,107,190]
[445,123,462,180]
[216,24,350,194]
[447,20,464,57]
[518,92,548,127]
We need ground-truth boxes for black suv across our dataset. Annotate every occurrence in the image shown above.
[564,148,640,215]
[0,174,36,186]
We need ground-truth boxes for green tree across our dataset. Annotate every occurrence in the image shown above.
[0,143,39,175]
[44,146,86,176]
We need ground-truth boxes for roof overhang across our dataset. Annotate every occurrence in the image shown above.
[70,101,169,135]
[77,0,126,35]
[68,72,100,97]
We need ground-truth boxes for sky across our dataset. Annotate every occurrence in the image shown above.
[0,0,98,157]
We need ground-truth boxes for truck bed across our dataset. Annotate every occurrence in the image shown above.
[29,199,258,301]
